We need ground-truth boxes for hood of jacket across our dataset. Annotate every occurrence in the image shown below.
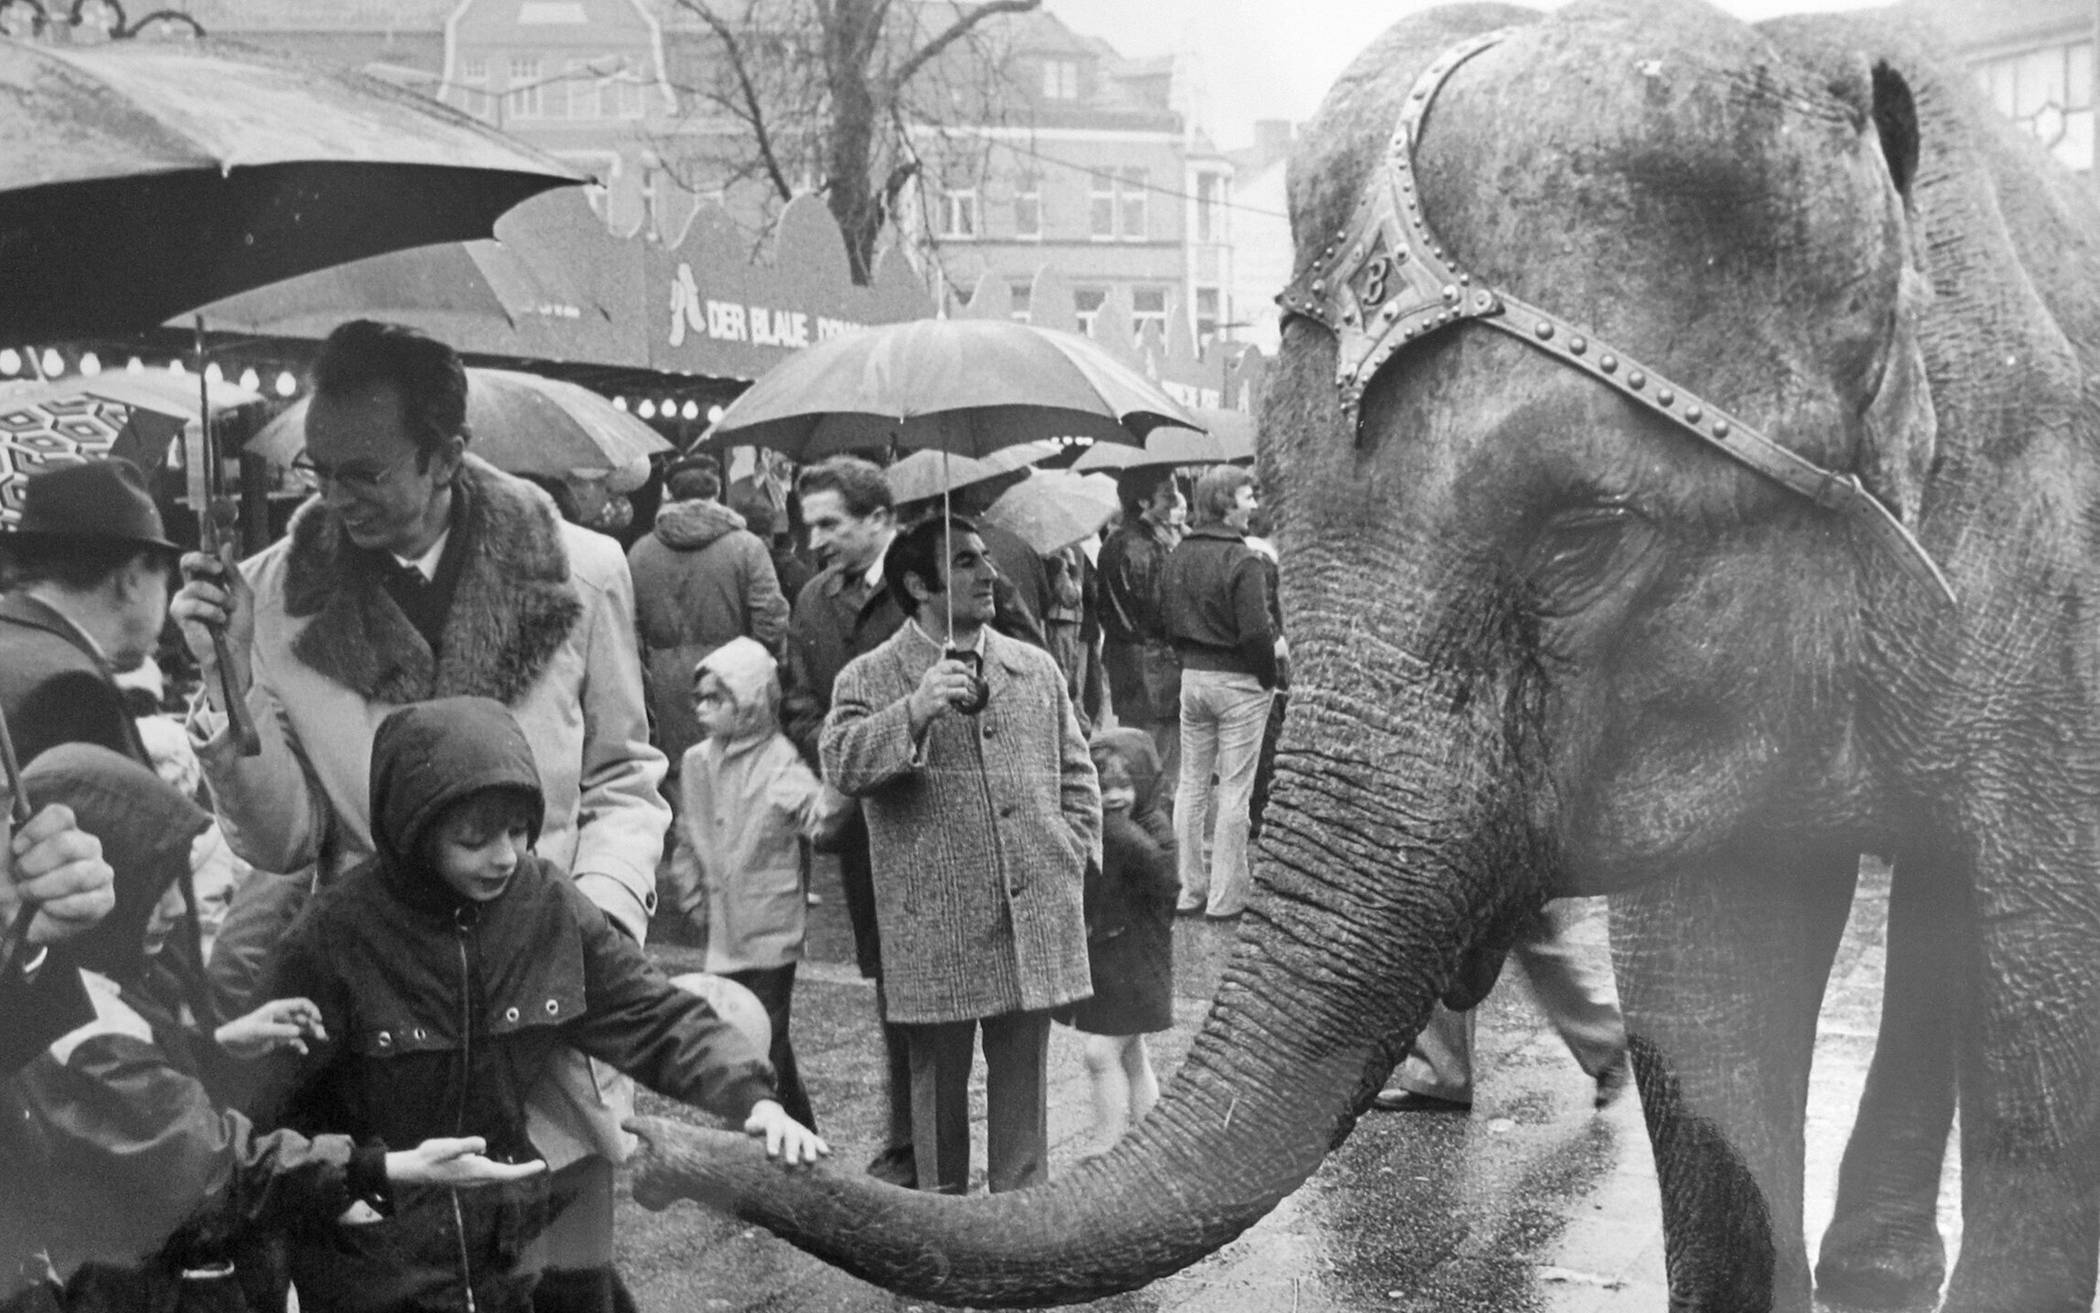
[1089,726,1164,816]
[279,456,584,708]
[653,498,745,551]
[23,743,208,983]
[694,636,780,745]
[369,696,546,912]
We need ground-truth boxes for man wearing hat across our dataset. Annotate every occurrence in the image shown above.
[0,458,176,767]
[0,458,153,1075]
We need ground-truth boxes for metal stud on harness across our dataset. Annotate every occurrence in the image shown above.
[1277,29,1956,605]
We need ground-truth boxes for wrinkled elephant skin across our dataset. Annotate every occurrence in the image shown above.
[626,2,2100,1310]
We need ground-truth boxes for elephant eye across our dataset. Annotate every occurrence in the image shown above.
[1522,504,1651,615]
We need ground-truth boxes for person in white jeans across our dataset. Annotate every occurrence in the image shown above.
[1158,467,1278,920]
[1374,899,1630,1110]
[1174,670,1274,917]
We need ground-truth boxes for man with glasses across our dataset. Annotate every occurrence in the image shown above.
[171,319,668,1313]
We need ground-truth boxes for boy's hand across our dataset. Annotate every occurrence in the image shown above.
[387,1137,548,1188]
[215,996,328,1059]
[744,1099,829,1168]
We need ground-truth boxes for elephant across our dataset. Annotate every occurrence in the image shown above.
[625,1,2100,1309]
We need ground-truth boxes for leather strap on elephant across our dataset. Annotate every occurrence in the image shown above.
[1278,30,1957,605]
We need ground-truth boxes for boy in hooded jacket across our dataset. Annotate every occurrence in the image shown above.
[666,637,840,1132]
[257,697,824,1313]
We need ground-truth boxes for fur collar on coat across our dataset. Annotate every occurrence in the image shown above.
[280,457,583,707]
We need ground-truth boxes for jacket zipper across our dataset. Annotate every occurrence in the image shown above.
[453,909,477,1313]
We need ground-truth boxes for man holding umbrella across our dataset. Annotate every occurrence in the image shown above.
[172,320,668,1313]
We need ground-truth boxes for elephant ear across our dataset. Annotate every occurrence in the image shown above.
[1854,61,1939,527]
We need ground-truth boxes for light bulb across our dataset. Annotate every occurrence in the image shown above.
[706,404,724,423]
[79,352,102,376]
[612,396,628,411]
[168,360,187,377]
[680,400,699,420]
[40,349,63,376]
[0,349,19,376]
[275,371,297,398]
[638,399,657,419]
[238,368,260,392]
[126,357,144,374]
[204,362,224,385]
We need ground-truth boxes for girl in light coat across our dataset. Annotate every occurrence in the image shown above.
[668,637,843,1130]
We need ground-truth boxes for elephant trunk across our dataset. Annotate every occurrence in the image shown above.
[628,664,1538,1306]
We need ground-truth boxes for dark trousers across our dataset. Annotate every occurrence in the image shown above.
[902,1010,1052,1195]
[724,964,814,1131]
[840,822,916,1154]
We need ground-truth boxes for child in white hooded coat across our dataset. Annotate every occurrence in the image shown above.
[667,637,841,1130]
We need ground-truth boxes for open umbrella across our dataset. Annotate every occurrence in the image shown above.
[250,368,671,493]
[981,470,1121,555]
[0,369,263,521]
[0,369,263,423]
[1072,408,1255,471]
[881,449,1005,505]
[0,37,582,341]
[706,319,1199,461]
[707,317,1199,640]
[191,236,599,349]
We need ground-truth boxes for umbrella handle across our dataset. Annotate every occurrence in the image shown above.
[0,704,38,977]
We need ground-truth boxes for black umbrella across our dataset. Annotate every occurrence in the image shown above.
[0,36,583,342]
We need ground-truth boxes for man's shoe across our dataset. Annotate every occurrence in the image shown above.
[1593,1056,1632,1109]
[1369,1088,1471,1113]
[1175,899,1206,916]
[864,1144,916,1188]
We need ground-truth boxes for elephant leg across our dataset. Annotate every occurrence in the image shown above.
[1610,847,1858,1313]
[1939,898,2100,1313]
[1815,854,1958,1309]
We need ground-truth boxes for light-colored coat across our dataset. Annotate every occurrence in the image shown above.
[193,458,668,941]
[669,638,828,974]
[822,621,1100,1025]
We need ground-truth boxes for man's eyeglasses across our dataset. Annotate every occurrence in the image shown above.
[290,449,414,494]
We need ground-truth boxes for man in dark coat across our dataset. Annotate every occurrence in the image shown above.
[0,459,170,1077]
[627,458,789,770]
[1097,467,1186,783]
[0,459,176,768]
[776,455,915,1184]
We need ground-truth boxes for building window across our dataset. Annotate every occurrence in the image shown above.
[1010,280,1033,322]
[506,55,543,120]
[1012,174,1041,239]
[565,61,597,118]
[1195,172,1227,244]
[1074,287,1106,336]
[1131,287,1167,342]
[1042,58,1079,100]
[453,55,490,120]
[1201,287,1226,348]
[1089,173,1116,240]
[1119,167,1148,241]
[1977,40,2094,172]
[937,187,980,240]
[1090,170,1148,242]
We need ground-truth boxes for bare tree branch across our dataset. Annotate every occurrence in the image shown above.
[886,0,1038,97]
[677,0,795,202]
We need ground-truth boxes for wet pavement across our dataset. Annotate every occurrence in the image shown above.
[617,860,1959,1312]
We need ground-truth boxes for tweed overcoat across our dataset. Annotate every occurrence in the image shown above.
[822,622,1100,1025]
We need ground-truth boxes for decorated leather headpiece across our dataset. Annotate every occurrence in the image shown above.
[1278,30,1955,604]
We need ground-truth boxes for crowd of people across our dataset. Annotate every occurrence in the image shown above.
[0,316,1623,1313]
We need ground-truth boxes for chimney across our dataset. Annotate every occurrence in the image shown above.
[1253,119,1294,168]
